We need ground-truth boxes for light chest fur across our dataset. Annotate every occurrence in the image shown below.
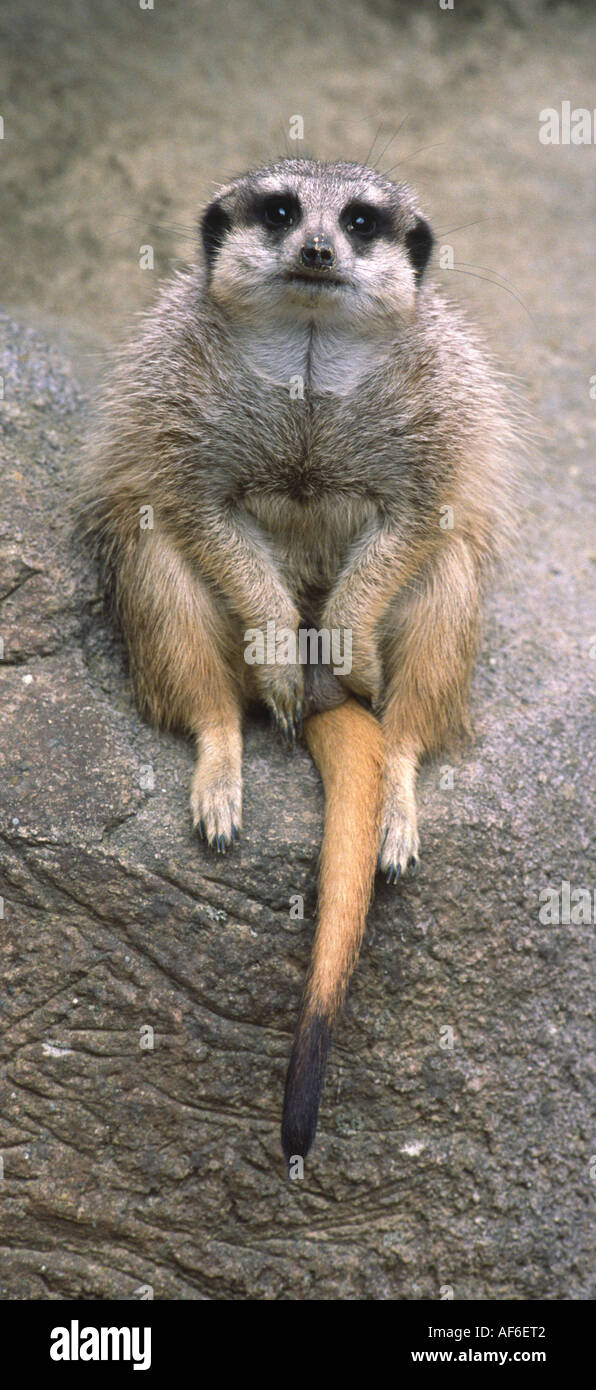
[188,310,449,510]
[230,312,397,398]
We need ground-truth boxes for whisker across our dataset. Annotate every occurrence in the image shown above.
[383,141,446,175]
[457,259,526,294]
[363,122,385,167]
[373,114,412,168]
[278,120,291,157]
[103,217,198,243]
[435,216,495,236]
[442,266,535,322]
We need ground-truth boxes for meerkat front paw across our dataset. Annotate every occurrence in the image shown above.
[378,803,420,884]
[191,740,242,852]
[260,664,304,744]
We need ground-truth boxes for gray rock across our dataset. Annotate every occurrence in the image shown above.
[0,309,593,1300]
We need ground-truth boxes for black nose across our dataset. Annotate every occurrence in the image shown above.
[300,235,336,270]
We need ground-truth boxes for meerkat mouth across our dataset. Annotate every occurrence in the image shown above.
[282,271,348,291]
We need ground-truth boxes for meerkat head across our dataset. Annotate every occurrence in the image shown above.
[199,157,434,328]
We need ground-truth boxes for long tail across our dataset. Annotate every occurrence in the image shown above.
[281,697,385,1164]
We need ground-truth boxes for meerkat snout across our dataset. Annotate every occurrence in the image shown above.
[299,233,337,270]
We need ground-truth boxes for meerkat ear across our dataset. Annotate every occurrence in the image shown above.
[404,216,434,284]
[200,197,233,269]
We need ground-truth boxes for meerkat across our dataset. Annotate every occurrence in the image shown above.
[79,157,514,1165]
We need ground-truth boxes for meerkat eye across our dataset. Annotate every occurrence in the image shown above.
[342,203,378,240]
[261,195,299,231]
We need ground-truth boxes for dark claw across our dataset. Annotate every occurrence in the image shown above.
[278,711,298,746]
[231,825,240,843]
[216,834,227,854]
[386,863,402,885]
[196,819,205,840]
[295,703,303,739]
[408,855,419,875]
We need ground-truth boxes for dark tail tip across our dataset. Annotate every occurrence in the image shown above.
[281,1006,332,1164]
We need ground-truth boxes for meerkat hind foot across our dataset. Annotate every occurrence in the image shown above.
[378,806,420,884]
[190,748,242,853]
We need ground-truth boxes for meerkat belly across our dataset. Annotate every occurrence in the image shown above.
[242,492,377,604]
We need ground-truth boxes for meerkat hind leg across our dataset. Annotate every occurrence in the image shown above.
[191,713,243,852]
[186,605,243,852]
[121,532,243,852]
[378,742,420,884]
[379,542,480,883]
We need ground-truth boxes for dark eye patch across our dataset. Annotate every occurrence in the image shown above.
[249,191,302,233]
[340,201,391,244]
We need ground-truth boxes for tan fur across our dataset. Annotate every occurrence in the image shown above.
[304,700,385,1013]
[78,157,516,1158]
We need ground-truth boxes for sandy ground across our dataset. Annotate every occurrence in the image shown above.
[0,0,594,1300]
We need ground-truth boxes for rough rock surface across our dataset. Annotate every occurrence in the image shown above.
[0,0,595,1300]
